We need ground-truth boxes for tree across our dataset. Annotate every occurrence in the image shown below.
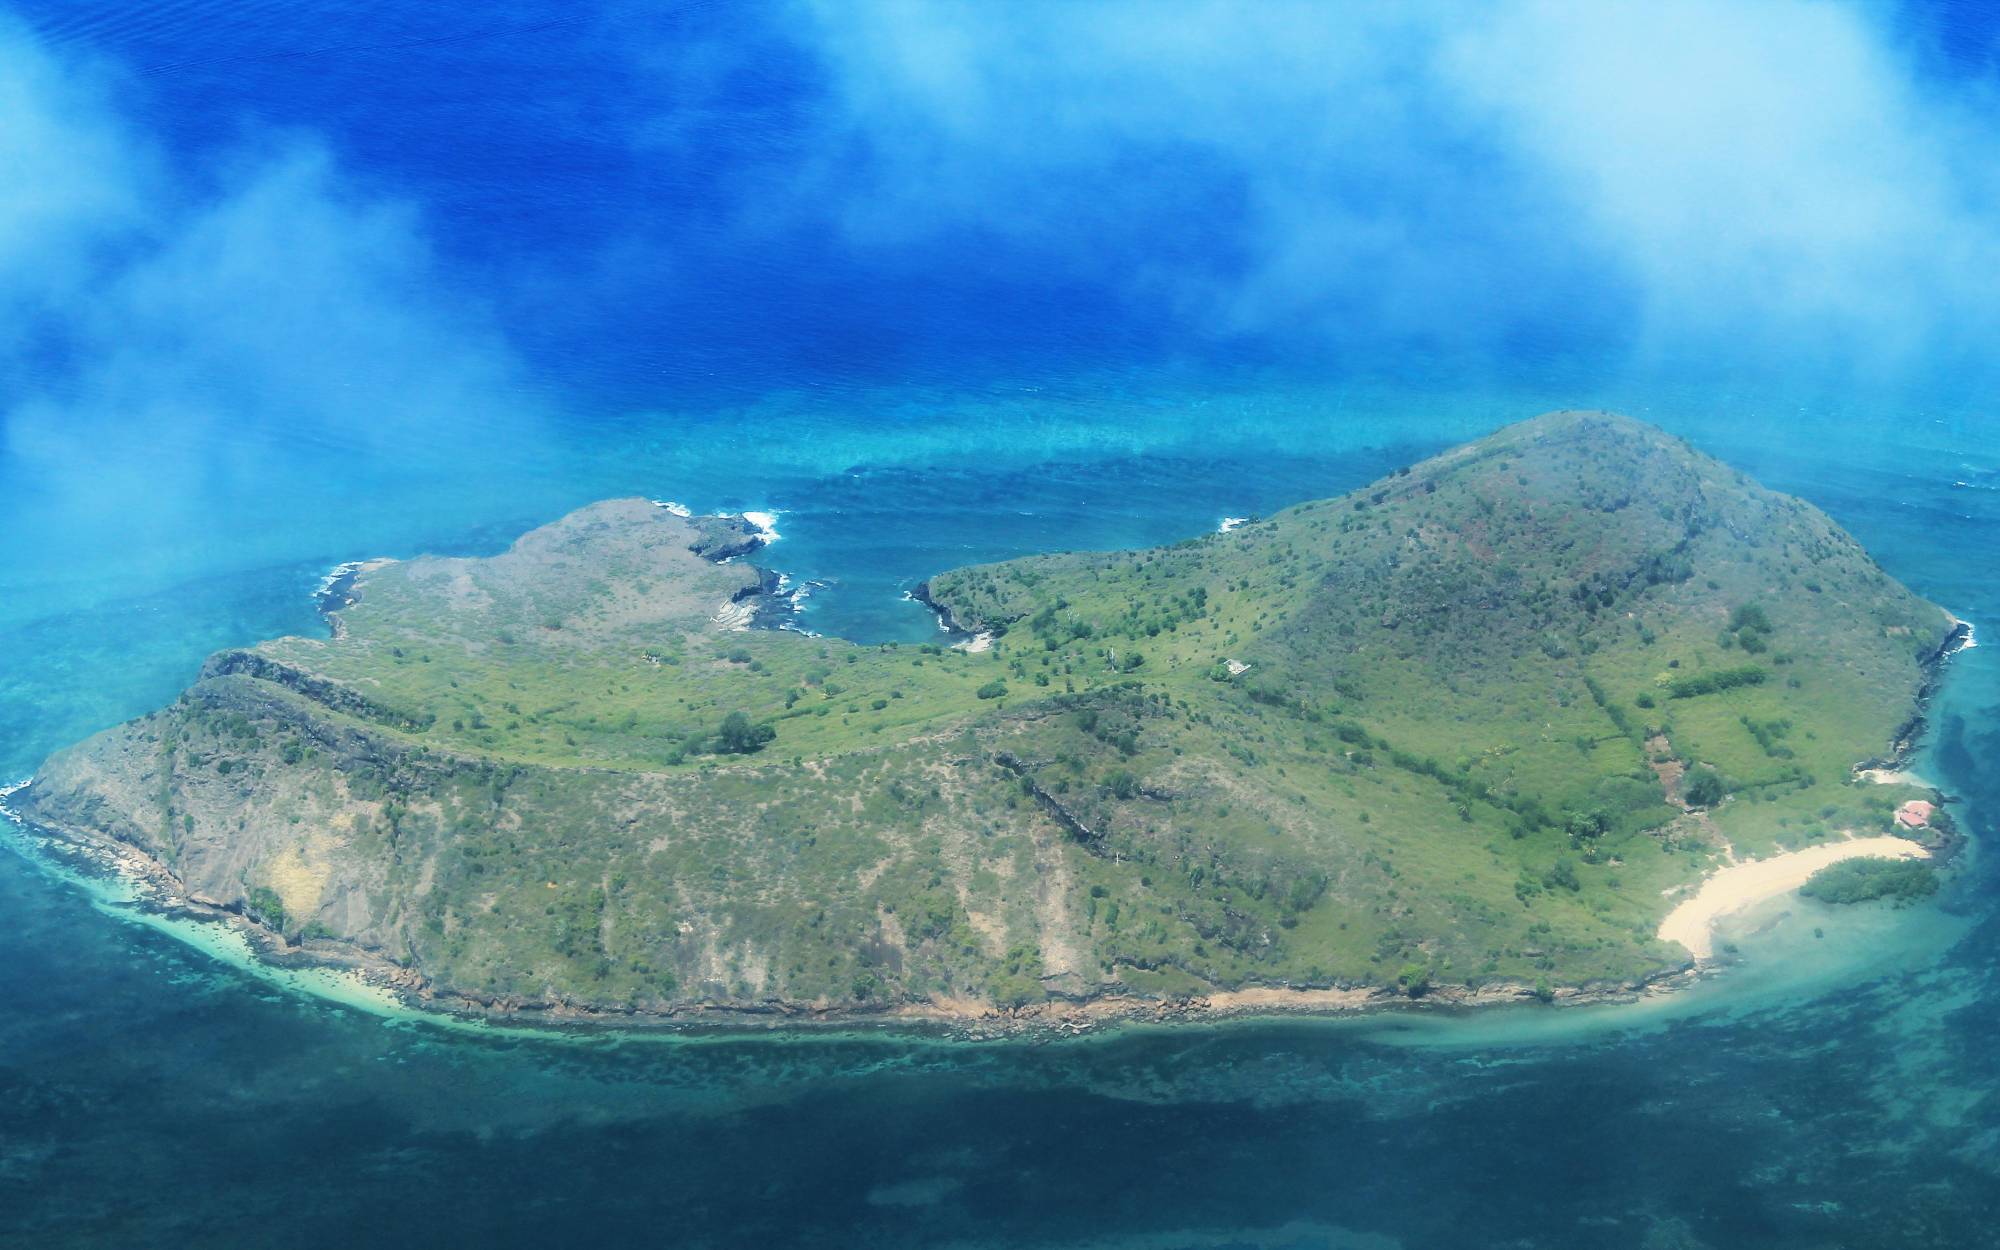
[1542,857,1581,892]
[713,711,775,755]
[1397,963,1433,997]
[1729,603,1772,634]
[1565,809,1608,846]
[1682,765,1726,807]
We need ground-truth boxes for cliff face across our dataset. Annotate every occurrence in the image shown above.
[29,667,415,951]
[24,663,1071,1010]
[18,414,1958,1016]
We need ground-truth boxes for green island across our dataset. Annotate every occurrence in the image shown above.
[16,412,1964,1025]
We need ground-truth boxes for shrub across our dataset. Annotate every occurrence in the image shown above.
[988,944,1046,1007]
[1682,766,1726,807]
[975,680,1008,700]
[1668,665,1767,699]
[246,886,288,934]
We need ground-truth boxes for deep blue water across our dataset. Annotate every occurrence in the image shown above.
[2,2,2000,1246]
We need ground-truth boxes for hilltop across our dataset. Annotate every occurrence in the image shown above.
[15,413,1962,1023]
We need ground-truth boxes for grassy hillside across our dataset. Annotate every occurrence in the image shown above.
[19,412,1957,1015]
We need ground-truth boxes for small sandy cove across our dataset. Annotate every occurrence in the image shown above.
[1658,836,1931,960]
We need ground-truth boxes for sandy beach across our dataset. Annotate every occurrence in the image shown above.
[1658,836,1931,960]
[1856,766,1933,788]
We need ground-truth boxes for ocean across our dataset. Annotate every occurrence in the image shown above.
[1,2,1998,1246]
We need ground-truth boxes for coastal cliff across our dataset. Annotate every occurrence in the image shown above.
[16,413,1961,1022]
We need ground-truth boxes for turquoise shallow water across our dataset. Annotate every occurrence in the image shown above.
[1,1,1999,1244]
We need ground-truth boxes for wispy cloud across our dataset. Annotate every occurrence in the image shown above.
[787,0,2000,382]
[0,17,545,595]
[1449,1,2000,376]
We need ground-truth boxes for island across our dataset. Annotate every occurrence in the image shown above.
[13,412,1967,1028]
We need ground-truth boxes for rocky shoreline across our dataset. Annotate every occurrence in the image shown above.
[5,785,1700,1040]
[1868,615,1974,772]
[312,511,805,641]
[1851,614,1975,860]
[906,579,981,642]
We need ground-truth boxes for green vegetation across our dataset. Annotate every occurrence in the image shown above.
[1800,857,1940,905]
[21,412,1956,1018]
[1682,766,1727,808]
[245,886,288,935]
[712,711,775,755]
[1667,665,1768,699]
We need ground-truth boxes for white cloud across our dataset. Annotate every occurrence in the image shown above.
[0,18,545,591]
[0,24,153,336]
[788,0,2000,379]
[1448,0,2000,371]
